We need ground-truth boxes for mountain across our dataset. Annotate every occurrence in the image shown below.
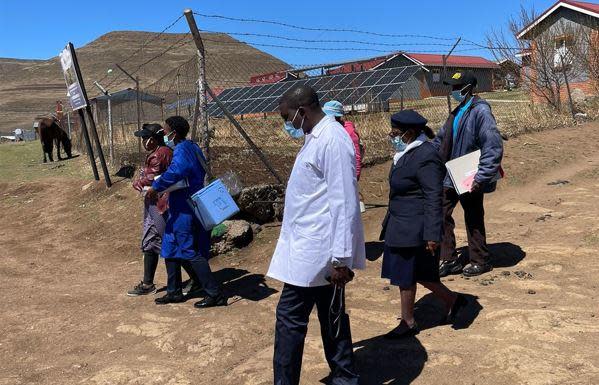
[0,31,290,134]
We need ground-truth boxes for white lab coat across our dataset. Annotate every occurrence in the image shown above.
[267,115,366,287]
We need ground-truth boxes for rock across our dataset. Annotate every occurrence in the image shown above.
[210,220,253,256]
[515,271,533,279]
[547,180,569,186]
[527,289,536,295]
[225,220,253,248]
[236,184,285,223]
[501,271,511,277]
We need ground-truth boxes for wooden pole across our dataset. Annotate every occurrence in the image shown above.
[443,37,462,113]
[184,9,210,156]
[108,97,114,164]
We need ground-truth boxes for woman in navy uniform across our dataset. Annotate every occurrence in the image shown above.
[380,110,466,338]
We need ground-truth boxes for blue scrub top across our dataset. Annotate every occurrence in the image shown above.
[152,140,210,260]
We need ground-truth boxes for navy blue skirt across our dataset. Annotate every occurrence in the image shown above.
[382,245,440,288]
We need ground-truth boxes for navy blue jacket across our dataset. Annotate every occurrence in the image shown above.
[380,142,443,248]
[433,96,504,193]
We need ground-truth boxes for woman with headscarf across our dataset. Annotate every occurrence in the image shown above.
[380,109,466,338]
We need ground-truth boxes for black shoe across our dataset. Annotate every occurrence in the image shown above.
[154,292,184,305]
[446,294,468,324]
[463,263,493,277]
[127,281,156,297]
[384,319,419,339]
[193,294,227,308]
[439,259,464,278]
[183,282,205,298]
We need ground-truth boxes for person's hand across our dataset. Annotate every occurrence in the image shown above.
[132,179,143,192]
[145,187,158,203]
[330,266,354,287]
[426,241,439,256]
[470,180,482,193]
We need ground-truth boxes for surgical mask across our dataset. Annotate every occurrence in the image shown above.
[283,109,305,138]
[390,132,408,152]
[451,84,471,103]
[163,132,176,149]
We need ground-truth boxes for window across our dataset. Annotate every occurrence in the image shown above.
[554,35,574,69]
[432,69,441,83]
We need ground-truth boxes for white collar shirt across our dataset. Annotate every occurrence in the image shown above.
[267,115,366,287]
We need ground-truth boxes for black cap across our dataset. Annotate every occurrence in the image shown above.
[390,109,428,129]
[134,123,163,138]
[443,70,478,87]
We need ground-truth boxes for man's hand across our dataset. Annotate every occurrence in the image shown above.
[426,241,439,256]
[470,180,482,193]
[330,266,354,287]
[145,187,159,203]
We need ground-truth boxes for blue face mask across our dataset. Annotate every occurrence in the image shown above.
[163,132,176,149]
[390,132,408,152]
[451,84,470,103]
[283,109,304,138]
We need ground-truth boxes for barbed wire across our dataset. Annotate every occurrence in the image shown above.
[199,30,479,48]
[193,12,458,41]
[200,37,484,54]
[96,14,186,87]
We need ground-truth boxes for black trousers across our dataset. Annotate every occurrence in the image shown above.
[142,251,197,286]
[274,283,359,385]
[164,255,219,298]
[440,187,490,265]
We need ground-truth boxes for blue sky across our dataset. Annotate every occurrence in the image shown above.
[1,0,558,65]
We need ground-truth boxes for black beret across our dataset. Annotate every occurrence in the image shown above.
[390,109,428,128]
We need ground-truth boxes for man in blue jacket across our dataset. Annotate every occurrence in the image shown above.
[145,116,225,308]
[433,71,503,277]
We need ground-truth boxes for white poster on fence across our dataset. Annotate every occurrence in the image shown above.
[59,45,87,111]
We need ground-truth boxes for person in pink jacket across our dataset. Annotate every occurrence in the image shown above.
[323,100,363,180]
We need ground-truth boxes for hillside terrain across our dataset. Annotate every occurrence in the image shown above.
[0,31,289,134]
[1,121,599,384]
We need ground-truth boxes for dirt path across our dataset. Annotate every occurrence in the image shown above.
[1,122,599,385]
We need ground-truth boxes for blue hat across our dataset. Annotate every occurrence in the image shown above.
[323,100,345,117]
[390,109,428,128]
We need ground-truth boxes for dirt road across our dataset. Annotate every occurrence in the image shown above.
[1,122,599,385]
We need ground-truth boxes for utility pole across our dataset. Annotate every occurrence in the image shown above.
[184,9,210,156]
[113,63,142,163]
[443,37,462,113]
[176,71,181,116]
[94,81,114,165]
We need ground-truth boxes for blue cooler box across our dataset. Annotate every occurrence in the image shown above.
[189,179,240,230]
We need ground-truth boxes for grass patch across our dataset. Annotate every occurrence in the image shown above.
[0,141,88,183]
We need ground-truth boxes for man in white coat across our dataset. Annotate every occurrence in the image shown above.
[267,85,365,385]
